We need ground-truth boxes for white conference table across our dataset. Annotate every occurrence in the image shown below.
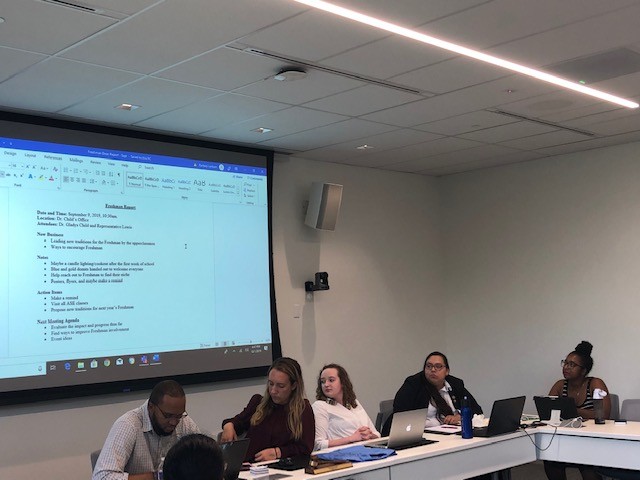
[241,421,640,480]
[536,420,640,470]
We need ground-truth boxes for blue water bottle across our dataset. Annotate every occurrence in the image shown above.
[461,395,473,439]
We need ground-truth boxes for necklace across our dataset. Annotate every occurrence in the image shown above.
[568,378,587,400]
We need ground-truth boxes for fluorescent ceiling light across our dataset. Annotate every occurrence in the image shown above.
[293,0,639,109]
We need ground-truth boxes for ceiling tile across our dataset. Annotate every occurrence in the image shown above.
[239,10,385,62]
[417,111,517,136]
[294,129,442,162]
[363,75,555,127]
[303,84,423,116]
[558,103,640,130]
[500,92,600,119]
[61,78,222,125]
[541,103,620,124]
[0,58,142,112]
[331,0,493,28]
[500,130,592,150]
[306,144,423,168]
[489,3,640,68]
[588,70,640,99]
[84,0,158,16]
[419,143,524,166]
[391,144,525,173]
[575,113,640,136]
[0,47,47,82]
[342,136,483,170]
[320,35,452,80]
[136,93,289,135]
[390,57,508,94]
[61,0,305,73]
[460,121,558,143]
[1,0,639,176]
[155,47,284,91]
[0,0,116,54]
[203,106,348,141]
[259,119,395,151]
[421,150,545,176]
[422,0,640,52]
[235,69,364,104]
[535,130,640,157]
[360,97,448,128]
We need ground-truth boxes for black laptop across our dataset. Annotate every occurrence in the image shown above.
[219,438,250,480]
[534,396,578,421]
[471,396,526,437]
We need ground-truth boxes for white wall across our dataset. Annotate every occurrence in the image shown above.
[440,141,640,414]
[7,139,640,479]
[271,155,443,411]
[0,155,442,480]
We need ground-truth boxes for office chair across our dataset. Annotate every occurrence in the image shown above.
[374,399,393,434]
[609,393,620,420]
[90,449,101,472]
[620,399,640,420]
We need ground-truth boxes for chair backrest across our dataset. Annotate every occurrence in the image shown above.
[90,449,101,472]
[609,393,620,420]
[375,399,394,433]
[620,399,640,421]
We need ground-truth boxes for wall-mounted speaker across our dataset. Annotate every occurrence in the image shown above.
[305,182,343,231]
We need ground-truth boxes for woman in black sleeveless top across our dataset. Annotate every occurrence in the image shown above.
[544,341,610,480]
[548,341,610,420]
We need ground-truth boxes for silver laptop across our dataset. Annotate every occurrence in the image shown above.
[366,408,436,450]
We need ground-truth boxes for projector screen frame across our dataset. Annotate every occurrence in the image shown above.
[0,110,282,406]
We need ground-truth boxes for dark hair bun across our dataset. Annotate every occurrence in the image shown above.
[575,341,593,356]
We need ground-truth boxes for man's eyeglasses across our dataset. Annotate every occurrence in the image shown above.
[425,363,446,371]
[153,403,188,421]
[561,360,584,369]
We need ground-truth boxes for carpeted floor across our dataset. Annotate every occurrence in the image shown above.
[510,461,583,480]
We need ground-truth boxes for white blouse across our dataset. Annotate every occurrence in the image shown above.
[312,399,380,451]
[425,380,456,427]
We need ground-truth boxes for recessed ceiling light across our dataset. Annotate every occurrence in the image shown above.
[252,127,273,134]
[115,103,140,111]
[292,0,638,109]
[356,144,374,150]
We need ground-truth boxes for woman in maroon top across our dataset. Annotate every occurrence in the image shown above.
[220,357,315,462]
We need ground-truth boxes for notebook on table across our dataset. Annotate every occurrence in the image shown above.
[534,396,578,421]
[219,438,250,480]
[365,408,437,450]
[471,396,526,438]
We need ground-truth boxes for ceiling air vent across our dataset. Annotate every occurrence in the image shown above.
[39,0,104,14]
[235,45,428,96]
[491,110,596,137]
[38,0,129,19]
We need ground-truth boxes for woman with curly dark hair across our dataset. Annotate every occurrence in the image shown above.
[312,363,379,450]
